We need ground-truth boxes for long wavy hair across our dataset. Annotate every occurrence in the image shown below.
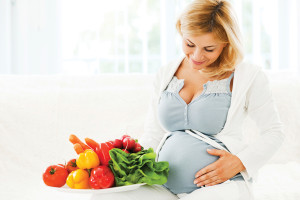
[176,0,244,78]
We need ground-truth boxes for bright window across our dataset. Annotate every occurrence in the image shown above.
[0,0,299,74]
[61,0,164,74]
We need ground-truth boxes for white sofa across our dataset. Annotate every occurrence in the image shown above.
[0,73,299,200]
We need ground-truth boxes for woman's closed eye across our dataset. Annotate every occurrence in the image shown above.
[186,43,215,52]
[204,48,215,52]
[187,43,195,48]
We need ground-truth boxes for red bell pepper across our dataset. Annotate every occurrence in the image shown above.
[89,166,115,189]
[99,142,114,166]
[85,138,114,166]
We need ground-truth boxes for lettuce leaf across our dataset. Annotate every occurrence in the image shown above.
[108,148,169,186]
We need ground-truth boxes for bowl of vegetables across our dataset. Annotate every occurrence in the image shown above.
[42,134,169,194]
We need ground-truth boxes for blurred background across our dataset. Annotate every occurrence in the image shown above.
[0,0,299,75]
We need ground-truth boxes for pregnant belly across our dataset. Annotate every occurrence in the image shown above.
[157,131,219,194]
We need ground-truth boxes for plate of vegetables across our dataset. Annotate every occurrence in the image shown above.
[42,134,169,194]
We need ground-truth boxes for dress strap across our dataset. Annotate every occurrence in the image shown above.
[226,72,234,93]
[185,130,228,151]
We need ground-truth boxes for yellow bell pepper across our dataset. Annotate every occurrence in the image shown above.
[66,169,90,189]
[76,149,100,169]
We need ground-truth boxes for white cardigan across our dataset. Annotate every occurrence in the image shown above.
[139,56,284,191]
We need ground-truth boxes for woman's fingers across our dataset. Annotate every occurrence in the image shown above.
[194,170,218,186]
[195,162,217,178]
[195,174,220,187]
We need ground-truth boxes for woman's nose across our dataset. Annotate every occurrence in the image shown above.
[193,48,205,61]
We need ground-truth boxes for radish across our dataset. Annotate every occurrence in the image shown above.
[122,149,130,153]
[113,139,123,149]
[133,143,142,153]
[121,134,130,141]
[123,137,136,150]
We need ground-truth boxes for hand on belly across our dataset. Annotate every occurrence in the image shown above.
[193,148,245,187]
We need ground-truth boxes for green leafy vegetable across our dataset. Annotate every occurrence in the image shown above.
[108,148,169,186]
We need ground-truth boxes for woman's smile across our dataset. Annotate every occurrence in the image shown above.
[191,59,206,65]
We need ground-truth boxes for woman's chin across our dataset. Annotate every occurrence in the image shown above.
[191,64,207,71]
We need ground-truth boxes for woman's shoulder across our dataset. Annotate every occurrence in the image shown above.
[150,56,185,92]
[159,56,185,74]
[153,56,185,82]
[235,61,269,83]
[237,62,273,98]
[231,61,272,97]
[235,61,262,74]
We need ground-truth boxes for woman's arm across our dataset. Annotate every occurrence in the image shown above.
[139,69,166,151]
[193,69,285,186]
[235,70,285,180]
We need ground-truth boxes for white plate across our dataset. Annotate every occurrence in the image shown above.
[46,183,147,194]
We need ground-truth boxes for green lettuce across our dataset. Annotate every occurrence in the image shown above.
[108,148,169,186]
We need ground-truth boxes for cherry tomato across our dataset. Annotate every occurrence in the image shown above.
[66,159,79,173]
[43,165,69,187]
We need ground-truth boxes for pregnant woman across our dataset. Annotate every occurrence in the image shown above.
[139,0,284,199]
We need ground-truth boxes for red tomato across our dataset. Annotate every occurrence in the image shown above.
[66,159,79,173]
[43,165,69,187]
[89,166,115,189]
[58,164,65,168]
[123,137,136,151]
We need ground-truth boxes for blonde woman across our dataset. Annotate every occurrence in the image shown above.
[140,0,284,199]
[91,0,284,199]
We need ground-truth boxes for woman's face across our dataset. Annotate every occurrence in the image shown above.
[182,33,227,72]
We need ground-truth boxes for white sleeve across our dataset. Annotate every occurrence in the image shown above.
[139,70,167,150]
[236,70,285,180]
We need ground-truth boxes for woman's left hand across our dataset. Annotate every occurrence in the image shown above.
[194,149,245,187]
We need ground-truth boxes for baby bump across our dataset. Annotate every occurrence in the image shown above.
[157,131,219,194]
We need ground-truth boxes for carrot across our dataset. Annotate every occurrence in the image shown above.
[74,143,84,154]
[85,138,100,151]
[69,134,90,150]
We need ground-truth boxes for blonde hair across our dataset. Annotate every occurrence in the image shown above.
[176,0,244,78]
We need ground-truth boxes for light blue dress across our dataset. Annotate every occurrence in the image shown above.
[157,72,243,194]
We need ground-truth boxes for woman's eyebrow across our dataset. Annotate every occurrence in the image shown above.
[186,39,194,44]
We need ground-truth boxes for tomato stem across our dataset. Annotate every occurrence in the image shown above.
[49,167,56,175]
[71,160,77,167]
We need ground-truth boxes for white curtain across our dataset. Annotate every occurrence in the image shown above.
[0,0,11,73]
[0,0,61,74]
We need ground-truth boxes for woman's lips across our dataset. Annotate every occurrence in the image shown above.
[191,59,205,65]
